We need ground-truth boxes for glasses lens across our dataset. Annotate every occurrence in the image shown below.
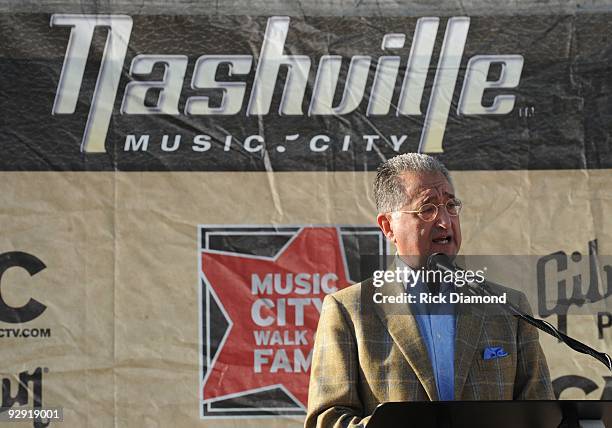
[418,204,438,221]
[446,198,462,216]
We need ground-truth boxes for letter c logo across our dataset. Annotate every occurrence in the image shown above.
[0,252,47,323]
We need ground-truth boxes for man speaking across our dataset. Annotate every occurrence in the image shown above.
[305,153,554,428]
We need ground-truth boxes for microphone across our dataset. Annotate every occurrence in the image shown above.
[426,253,485,298]
[426,252,612,371]
[426,253,457,274]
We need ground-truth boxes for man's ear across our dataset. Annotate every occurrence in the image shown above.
[377,213,394,242]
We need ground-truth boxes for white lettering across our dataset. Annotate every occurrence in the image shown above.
[51,15,521,155]
[247,17,310,115]
[294,349,312,372]
[251,298,275,327]
[309,56,371,115]
[458,55,524,115]
[124,134,149,151]
[121,55,188,114]
[253,349,273,373]
[397,18,439,115]
[252,273,273,294]
[419,17,470,153]
[186,55,253,115]
[391,135,408,151]
[244,135,264,152]
[310,135,330,152]
[192,135,212,152]
[271,349,292,373]
[51,14,133,152]
[161,134,181,152]
[364,135,379,151]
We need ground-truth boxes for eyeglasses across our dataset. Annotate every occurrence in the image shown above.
[394,198,462,222]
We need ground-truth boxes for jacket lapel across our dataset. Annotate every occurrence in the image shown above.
[453,302,486,399]
[370,274,439,401]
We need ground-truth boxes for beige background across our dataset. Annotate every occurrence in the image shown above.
[0,170,611,427]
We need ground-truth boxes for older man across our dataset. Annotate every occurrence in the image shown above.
[305,153,554,428]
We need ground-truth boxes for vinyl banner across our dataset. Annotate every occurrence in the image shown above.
[1,4,612,427]
[1,12,612,171]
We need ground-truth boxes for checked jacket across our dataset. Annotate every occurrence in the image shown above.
[304,274,555,428]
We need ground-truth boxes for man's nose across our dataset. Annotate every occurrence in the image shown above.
[435,205,452,228]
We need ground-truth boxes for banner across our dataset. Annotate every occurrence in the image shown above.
[1,12,612,170]
[200,226,388,416]
[1,3,612,427]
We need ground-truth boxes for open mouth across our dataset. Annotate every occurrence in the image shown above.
[432,235,452,245]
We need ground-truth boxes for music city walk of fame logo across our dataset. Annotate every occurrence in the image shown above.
[198,226,387,417]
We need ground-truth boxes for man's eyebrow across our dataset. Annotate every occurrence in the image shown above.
[419,188,454,196]
[415,192,455,205]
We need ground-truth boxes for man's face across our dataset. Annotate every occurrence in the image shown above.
[377,171,462,268]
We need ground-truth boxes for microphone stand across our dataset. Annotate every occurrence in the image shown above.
[427,253,612,372]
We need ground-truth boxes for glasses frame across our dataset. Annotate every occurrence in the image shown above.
[394,198,462,222]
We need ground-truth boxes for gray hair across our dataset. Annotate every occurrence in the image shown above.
[374,153,452,213]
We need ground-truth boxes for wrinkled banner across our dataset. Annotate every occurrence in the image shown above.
[1,5,612,427]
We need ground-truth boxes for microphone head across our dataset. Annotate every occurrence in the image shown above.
[427,253,454,271]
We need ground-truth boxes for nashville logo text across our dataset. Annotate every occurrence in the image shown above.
[51,15,524,153]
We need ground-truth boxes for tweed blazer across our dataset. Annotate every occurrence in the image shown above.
[305,274,554,428]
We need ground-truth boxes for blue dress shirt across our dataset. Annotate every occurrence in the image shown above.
[401,261,456,400]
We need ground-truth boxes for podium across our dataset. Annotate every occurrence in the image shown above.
[367,401,612,428]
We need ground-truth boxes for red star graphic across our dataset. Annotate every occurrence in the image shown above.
[201,227,352,408]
